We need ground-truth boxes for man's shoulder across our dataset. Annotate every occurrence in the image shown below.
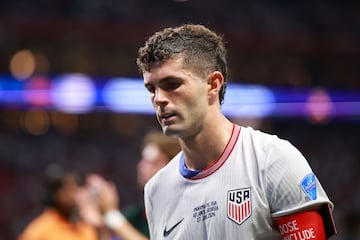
[240,126,285,146]
[238,126,296,162]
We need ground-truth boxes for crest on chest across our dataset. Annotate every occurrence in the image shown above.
[227,188,252,225]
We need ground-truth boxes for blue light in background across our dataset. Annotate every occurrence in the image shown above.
[0,74,360,120]
[222,84,276,117]
[0,75,24,105]
[51,73,97,113]
[102,77,153,113]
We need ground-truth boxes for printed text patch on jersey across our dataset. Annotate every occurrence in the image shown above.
[300,173,317,200]
[227,188,252,225]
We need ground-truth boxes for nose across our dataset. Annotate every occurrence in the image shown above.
[154,89,168,106]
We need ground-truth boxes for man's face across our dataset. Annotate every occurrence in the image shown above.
[137,143,169,187]
[143,57,210,138]
[55,175,81,216]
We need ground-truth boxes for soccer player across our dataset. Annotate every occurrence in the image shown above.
[136,24,337,239]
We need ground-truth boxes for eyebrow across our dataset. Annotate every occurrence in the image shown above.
[144,76,182,87]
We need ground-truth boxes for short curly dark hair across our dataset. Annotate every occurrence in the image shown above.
[136,24,228,105]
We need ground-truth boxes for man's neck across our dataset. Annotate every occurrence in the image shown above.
[180,117,233,170]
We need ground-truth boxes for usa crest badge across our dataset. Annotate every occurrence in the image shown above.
[227,188,252,225]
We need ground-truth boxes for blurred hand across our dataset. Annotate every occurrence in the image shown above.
[87,174,120,213]
[75,186,103,227]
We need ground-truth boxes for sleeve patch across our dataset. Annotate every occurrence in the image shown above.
[300,173,317,200]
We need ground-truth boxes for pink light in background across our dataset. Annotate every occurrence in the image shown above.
[23,76,52,107]
[306,88,333,123]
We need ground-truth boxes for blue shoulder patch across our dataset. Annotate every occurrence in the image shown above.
[301,173,317,200]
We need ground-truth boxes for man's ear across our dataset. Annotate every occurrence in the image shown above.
[207,71,224,103]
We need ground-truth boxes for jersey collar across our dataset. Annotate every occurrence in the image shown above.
[179,124,241,180]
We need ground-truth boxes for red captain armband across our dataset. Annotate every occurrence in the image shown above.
[275,211,326,240]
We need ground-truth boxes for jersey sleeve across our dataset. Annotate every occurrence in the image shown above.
[263,137,335,236]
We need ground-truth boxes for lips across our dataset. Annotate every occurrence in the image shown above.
[161,113,175,119]
[158,112,176,123]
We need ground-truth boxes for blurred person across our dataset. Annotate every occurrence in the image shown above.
[136,24,337,239]
[18,165,99,240]
[125,131,181,235]
[78,131,181,240]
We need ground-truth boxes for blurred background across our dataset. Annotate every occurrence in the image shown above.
[0,0,359,239]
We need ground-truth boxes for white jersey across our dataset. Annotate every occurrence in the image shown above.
[144,125,333,240]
